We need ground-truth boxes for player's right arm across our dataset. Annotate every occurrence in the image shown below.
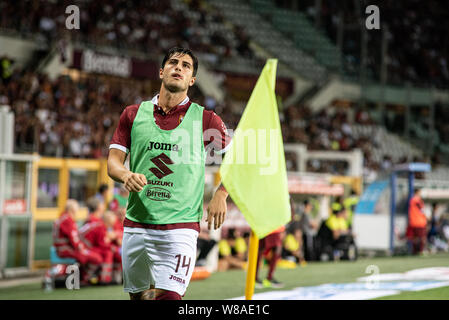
[107,149,147,192]
[107,104,147,192]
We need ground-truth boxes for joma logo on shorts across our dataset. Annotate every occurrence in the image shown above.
[148,141,180,152]
[146,187,171,201]
[169,274,185,284]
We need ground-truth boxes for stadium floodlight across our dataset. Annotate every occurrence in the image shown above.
[389,162,431,254]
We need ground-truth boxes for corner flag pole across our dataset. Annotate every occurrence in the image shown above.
[220,59,291,300]
[245,231,259,300]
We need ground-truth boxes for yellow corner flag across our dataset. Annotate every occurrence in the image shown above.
[220,59,291,238]
[219,59,291,300]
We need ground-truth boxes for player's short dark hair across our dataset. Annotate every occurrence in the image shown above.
[161,47,198,76]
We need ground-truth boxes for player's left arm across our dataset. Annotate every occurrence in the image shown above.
[204,110,230,230]
[207,183,228,230]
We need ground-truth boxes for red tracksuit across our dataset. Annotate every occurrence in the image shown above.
[112,218,123,259]
[111,218,123,278]
[79,215,113,283]
[53,212,102,281]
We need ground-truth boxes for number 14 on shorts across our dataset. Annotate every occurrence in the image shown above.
[175,254,191,276]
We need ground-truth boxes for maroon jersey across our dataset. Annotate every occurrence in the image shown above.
[109,95,230,155]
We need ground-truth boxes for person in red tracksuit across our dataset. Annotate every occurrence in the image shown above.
[53,199,102,284]
[104,210,123,283]
[79,197,113,284]
[255,226,286,288]
[109,202,125,281]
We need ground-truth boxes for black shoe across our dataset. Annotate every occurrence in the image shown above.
[255,278,263,289]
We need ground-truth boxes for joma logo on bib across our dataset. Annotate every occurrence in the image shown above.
[147,141,180,152]
[146,187,171,201]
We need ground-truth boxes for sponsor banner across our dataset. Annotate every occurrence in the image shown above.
[422,188,449,200]
[81,49,131,77]
[394,162,431,173]
[288,175,344,196]
[71,49,159,79]
[3,199,27,215]
[224,72,294,100]
[355,180,388,214]
[231,268,449,300]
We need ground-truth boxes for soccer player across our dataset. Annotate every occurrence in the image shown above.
[107,47,230,300]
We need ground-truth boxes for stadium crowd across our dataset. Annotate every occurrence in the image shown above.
[1,62,438,181]
[0,0,258,68]
[1,0,447,176]
[276,0,449,88]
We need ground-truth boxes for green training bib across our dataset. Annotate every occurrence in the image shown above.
[126,101,205,224]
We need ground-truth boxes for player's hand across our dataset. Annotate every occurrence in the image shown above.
[123,172,147,192]
[206,189,228,230]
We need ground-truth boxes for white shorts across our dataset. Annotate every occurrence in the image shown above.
[122,227,198,296]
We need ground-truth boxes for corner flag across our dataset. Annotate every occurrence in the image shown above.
[220,59,291,239]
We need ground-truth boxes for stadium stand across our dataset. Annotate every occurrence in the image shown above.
[249,0,342,73]
[206,0,328,83]
[273,0,449,88]
[0,0,265,74]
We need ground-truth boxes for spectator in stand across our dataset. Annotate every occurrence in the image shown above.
[52,199,102,284]
[407,188,428,255]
